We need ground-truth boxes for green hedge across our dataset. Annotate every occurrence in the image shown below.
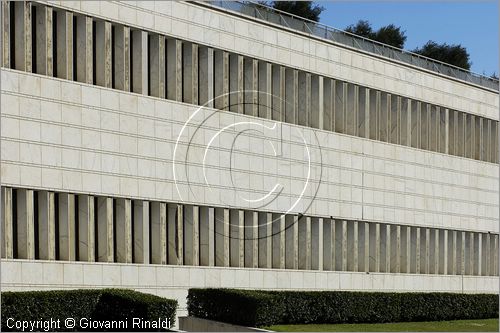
[187,289,284,327]
[187,289,498,327]
[2,289,178,332]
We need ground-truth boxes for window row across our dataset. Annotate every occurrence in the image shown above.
[2,1,498,163]
[2,187,499,276]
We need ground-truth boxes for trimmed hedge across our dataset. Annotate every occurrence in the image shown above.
[2,289,177,332]
[187,289,498,327]
[187,289,284,327]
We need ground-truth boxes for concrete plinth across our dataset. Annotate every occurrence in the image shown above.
[133,201,150,264]
[115,198,132,263]
[38,191,55,260]
[97,197,113,262]
[78,195,95,262]
[58,193,76,261]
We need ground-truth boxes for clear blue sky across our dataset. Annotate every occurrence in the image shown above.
[318,1,499,76]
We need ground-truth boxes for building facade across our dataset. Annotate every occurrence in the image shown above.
[1,0,499,321]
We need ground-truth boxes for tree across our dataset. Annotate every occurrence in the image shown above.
[345,20,373,38]
[271,1,324,22]
[412,41,471,70]
[345,20,407,49]
[373,24,406,49]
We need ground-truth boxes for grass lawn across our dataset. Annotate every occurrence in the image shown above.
[265,318,499,332]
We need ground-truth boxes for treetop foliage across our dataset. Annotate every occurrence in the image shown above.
[253,3,479,72]
[345,20,472,70]
[267,1,325,22]
[412,41,472,70]
[345,20,407,49]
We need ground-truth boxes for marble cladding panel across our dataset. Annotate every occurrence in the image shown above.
[1,70,498,233]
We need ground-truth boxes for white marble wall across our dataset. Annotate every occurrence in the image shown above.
[44,0,499,121]
[2,4,498,322]
[1,69,498,233]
